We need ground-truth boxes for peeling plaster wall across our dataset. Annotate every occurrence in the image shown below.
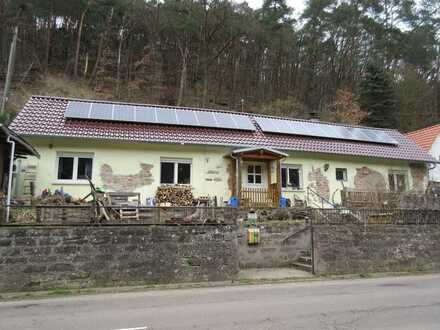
[354,166,387,191]
[410,164,427,192]
[280,153,419,205]
[18,139,231,204]
[100,163,154,191]
[19,138,424,206]
[307,167,330,201]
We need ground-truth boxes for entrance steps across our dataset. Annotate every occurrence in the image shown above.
[292,250,313,273]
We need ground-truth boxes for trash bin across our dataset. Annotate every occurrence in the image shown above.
[228,196,239,208]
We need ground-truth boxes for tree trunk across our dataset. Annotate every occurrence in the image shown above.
[116,28,124,98]
[89,7,113,87]
[73,7,88,78]
[177,46,189,106]
[84,52,89,77]
[89,32,104,87]
[44,7,53,73]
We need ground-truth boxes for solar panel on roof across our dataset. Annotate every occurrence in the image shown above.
[177,110,198,126]
[65,101,255,131]
[113,105,135,122]
[196,112,216,128]
[231,114,254,130]
[135,106,155,123]
[156,108,177,125]
[65,101,91,118]
[255,117,277,132]
[91,103,113,120]
[214,113,236,129]
[254,117,397,145]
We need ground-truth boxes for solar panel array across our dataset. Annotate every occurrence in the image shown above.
[65,101,255,131]
[254,117,398,145]
[65,101,398,145]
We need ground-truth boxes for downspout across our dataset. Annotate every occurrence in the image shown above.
[6,136,15,223]
[230,153,240,205]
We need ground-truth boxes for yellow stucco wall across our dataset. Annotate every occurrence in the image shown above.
[18,137,426,206]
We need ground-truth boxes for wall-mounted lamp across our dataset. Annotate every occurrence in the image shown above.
[324,163,329,172]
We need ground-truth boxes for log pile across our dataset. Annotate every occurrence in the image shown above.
[155,185,194,206]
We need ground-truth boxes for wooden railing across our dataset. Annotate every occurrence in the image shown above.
[239,184,279,208]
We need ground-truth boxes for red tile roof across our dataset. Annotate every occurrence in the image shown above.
[406,124,440,151]
[9,96,436,163]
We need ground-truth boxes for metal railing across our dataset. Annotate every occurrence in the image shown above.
[309,208,440,225]
[306,187,337,209]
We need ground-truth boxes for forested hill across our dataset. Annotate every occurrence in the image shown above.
[1,0,439,132]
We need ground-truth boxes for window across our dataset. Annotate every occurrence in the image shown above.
[389,171,407,192]
[56,153,93,182]
[247,164,262,185]
[160,159,191,184]
[336,168,347,181]
[281,165,302,190]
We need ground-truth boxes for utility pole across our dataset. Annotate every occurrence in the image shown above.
[1,26,19,114]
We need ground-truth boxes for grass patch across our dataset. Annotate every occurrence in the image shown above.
[47,288,72,296]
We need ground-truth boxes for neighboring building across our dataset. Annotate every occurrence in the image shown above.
[407,124,440,182]
[0,124,40,201]
[8,96,436,207]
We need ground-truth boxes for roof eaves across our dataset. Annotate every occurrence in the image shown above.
[0,124,40,158]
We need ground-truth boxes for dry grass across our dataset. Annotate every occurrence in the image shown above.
[6,74,99,115]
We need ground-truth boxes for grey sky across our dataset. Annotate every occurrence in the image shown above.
[243,0,306,13]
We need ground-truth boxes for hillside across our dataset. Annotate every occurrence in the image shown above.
[1,0,440,131]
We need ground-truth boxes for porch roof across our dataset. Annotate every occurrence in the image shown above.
[232,147,288,159]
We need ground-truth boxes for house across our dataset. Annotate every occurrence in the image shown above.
[8,96,436,207]
[0,124,40,208]
[407,124,440,182]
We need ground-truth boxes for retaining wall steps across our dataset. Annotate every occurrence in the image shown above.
[292,250,313,273]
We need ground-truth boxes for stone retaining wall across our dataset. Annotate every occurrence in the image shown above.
[0,225,238,292]
[238,221,310,268]
[313,224,440,275]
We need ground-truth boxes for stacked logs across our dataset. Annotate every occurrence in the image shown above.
[155,185,194,206]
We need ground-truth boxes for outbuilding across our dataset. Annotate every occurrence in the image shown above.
[0,124,40,210]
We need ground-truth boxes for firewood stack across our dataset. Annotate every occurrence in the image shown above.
[155,185,194,206]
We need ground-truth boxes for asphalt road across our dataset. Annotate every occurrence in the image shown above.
[1,274,440,330]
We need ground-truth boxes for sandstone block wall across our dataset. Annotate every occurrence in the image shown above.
[238,221,311,268]
[0,225,238,292]
[313,224,440,275]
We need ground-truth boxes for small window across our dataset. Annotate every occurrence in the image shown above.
[389,171,407,192]
[281,165,302,190]
[57,153,94,182]
[336,168,347,181]
[160,159,191,184]
[247,164,263,185]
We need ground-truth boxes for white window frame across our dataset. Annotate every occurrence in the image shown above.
[55,152,94,184]
[335,168,348,182]
[388,170,408,192]
[160,158,192,185]
[245,162,265,187]
[281,164,303,191]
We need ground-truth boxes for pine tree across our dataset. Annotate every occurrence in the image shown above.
[359,63,398,128]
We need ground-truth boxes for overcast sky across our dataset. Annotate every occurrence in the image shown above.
[243,0,306,14]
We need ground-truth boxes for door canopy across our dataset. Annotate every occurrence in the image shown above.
[231,147,288,160]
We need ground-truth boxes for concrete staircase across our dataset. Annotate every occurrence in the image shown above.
[292,250,313,273]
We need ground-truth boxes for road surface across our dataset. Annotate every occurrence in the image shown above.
[1,274,440,330]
